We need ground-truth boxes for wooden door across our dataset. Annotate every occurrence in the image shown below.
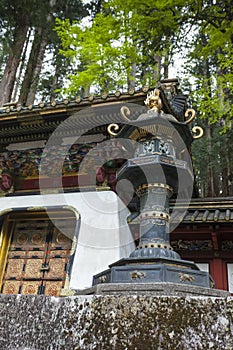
[1,216,72,296]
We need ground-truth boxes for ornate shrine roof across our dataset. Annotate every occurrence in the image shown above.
[175,198,233,223]
[0,78,190,145]
[0,88,149,146]
[129,197,233,225]
[0,87,148,117]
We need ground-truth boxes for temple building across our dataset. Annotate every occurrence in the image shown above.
[0,80,232,295]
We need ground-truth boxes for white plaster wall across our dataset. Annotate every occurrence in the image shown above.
[0,191,135,289]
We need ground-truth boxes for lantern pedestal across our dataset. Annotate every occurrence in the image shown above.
[79,282,229,297]
[92,257,214,288]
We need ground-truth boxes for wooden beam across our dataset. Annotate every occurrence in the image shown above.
[211,231,219,250]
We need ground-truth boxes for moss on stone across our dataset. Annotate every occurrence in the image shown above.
[0,294,232,349]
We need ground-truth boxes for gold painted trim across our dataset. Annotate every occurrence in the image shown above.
[107,123,119,136]
[70,236,77,256]
[60,275,76,296]
[137,242,173,250]
[27,205,80,220]
[35,189,60,194]
[7,210,77,221]
[192,126,204,139]
[171,203,233,209]
[96,186,111,191]
[139,211,170,222]
[0,115,17,121]
[126,261,188,268]
[137,150,174,158]
[0,209,13,217]
[60,288,76,296]
[129,128,147,141]
[0,215,14,289]
[62,206,80,220]
[27,206,48,212]
[39,108,67,115]
[179,272,195,283]
[184,109,195,124]
[120,105,131,121]
[136,183,173,193]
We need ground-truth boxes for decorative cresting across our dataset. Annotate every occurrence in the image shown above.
[93,79,212,289]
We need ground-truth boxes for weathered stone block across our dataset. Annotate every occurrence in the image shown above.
[0,294,233,349]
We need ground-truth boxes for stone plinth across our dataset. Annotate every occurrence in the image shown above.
[0,294,233,349]
[78,282,230,297]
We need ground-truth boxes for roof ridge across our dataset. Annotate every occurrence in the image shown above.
[0,86,150,115]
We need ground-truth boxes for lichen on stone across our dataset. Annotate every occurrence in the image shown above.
[0,294,233,349]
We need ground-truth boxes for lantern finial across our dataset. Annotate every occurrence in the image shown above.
[144,88,162,113]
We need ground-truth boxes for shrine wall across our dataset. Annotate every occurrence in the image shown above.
[0,140,124,194]
[0,294,232,349]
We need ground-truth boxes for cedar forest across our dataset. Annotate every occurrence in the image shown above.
[0,0,232,198]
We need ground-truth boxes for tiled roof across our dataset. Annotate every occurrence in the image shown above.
[0,80,189,144]
[129,197,233,224]
[0,87,149,118]
[172,198,233,223]
[0,88,149,145]
[182,208,232,223]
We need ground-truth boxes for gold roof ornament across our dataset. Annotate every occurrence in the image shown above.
[144,88,162,113]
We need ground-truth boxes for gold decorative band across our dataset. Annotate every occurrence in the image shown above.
[136,183,173,194]
[137,242,173,250]
[139,211,170,221]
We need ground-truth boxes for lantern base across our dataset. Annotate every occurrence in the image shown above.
[78,281,229,297]
[92,257,214,289]
[129,245,181,259]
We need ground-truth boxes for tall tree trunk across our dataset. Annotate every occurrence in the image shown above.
[221,153,229,196]
[127,63,136,90]
[229,140,233,195]
[0,21,29,106]
[206,121,217,197]
[18,27,46,105]
[19,0,57,105]
[18,0,56,106]
[26,36,47,105]
[201,40,218,197]
[220,133,232,196]
[50,50,60,101]
[153,55,161,82]
[12,28,32,102]
[163,52,169,79]
[82,86,90,98]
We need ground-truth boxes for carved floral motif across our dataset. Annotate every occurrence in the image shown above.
[171,240,212,251]
[0,141,121,192]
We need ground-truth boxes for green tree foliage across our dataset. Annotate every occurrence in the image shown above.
[55,0,186,97]
[185,0,233,129]
[36,0,88,102]
[180,1,233,197]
